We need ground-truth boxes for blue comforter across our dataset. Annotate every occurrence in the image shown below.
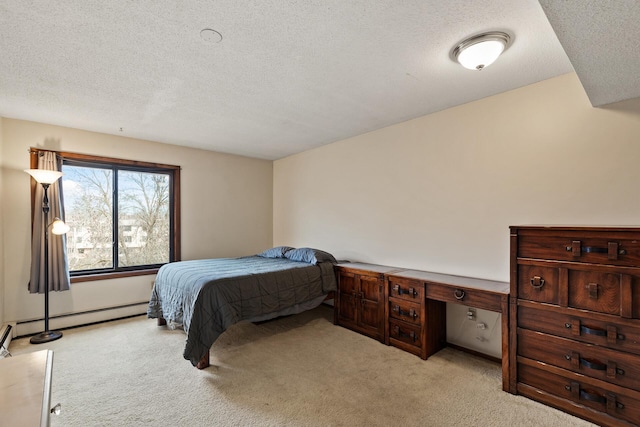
[147,256,337,366]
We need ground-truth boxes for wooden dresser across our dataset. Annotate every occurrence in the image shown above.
[510,226,640,427]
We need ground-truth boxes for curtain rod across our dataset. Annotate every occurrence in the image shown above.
[28,148,59,154]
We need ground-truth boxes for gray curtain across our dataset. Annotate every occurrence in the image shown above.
[29,151,71,293]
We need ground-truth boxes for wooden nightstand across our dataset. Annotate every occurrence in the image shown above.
[335,262,403,342]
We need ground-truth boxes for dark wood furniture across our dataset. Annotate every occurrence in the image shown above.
[386,271,443,359]
[387,269,510,391]
[335,262,511,392]
[510,226,640,427]
[335,263,402,342]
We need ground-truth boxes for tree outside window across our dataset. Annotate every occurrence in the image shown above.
[62,161,176,274]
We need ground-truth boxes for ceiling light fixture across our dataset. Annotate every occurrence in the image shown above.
[452,31,510,71]
[200,28,223,44]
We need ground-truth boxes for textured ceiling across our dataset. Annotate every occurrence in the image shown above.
[0,1,636,160]
[539,0,640,108]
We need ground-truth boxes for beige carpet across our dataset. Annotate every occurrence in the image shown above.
[10,305,595,426]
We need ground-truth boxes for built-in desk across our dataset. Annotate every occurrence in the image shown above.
[335,262,511,392]
[387,269,510,391]
[0,350,54,426]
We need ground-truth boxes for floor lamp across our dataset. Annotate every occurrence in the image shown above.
[25,168,70,344]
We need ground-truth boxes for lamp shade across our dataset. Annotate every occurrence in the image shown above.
[51,218,70,235]
[453,32,510,71]
[24,169,63,184]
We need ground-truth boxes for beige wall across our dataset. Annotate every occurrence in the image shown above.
[1,118,272,333]
[0,117,4,328]
[273,72,640,357]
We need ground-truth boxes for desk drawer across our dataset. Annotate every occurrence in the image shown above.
[518,329,640,392]
[388,277,423,302]
[388,318,422,349]
[389,298,421,326]
[426,282,502,312]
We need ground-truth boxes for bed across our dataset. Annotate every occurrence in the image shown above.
[147,246,338,368]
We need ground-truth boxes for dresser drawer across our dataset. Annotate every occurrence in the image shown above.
[425,282,503,312]
[388,318,422,349]
[517,230,640,268]
[569,270,621,316]
[518,265,631,316]
[389,299,421,326]
[388,277,423,302]
[518,264,560,304]
[518,362,640,426]
[518,303,640,356]
[518,329,640,392]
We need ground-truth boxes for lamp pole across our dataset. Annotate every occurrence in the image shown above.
[30,182,63,344]
[25,168,67,344]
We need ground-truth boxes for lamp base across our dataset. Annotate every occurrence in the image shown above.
[30,330,63,344]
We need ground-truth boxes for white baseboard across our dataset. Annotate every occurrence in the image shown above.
[15,303,148,337]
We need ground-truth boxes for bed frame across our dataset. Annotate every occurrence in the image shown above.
[157,291,335,369]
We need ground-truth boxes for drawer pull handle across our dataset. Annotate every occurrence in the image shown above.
[581,325,607,337]
[530,276,545,289]
[580,358,607,371]
[453,289,465,300]
[392,325,417,342]
[579,389,607,404]
[573,324,625,341]
[583,247,609,254]
[566,241,625,260]
[566,353,616,373]
[392,305,418,319]
[583,246,626,256]
[567,384,626,410]
[393,285,418,298]
[586,283,598,299]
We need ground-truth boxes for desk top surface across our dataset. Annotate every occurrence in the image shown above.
[335,262,404,274]
[335,262,509,295]
[388,269,509,294]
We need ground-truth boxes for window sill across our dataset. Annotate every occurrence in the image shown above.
[70,268,160,283]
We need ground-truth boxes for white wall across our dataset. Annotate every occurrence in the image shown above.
[1,118,273,333]
[273,73,640,357]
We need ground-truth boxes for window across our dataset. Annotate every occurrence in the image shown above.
[30,150,180,281]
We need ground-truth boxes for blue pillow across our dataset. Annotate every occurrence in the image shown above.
[284,247,337,265]
[257,246,295,258]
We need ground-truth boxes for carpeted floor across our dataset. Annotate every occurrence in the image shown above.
[10,305,595,426]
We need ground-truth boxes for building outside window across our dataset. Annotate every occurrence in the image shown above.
[29,149,181,280]
[60,158,179,276]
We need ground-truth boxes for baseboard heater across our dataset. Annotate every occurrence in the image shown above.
[15,302,148,337]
